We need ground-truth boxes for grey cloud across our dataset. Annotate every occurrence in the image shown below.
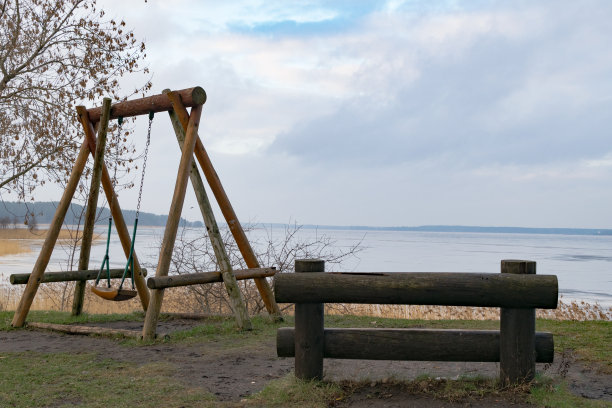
[269,3,612,169]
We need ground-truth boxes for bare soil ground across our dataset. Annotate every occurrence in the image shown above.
[0,318,610,407]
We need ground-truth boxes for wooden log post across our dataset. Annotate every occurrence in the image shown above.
[80,110,150,310]
[72,98,112,316]
[500,260,539,385]
[274,272,558,308]
[11,141,91,328]
[142,103,203,341]
[277,328,555,363]
[294,259,325,380]
[87,87,206,122]
[166,90,251,330]
[168,97,282,321]
[27,322,142,339]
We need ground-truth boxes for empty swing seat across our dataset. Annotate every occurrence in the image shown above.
[91,286,137,301]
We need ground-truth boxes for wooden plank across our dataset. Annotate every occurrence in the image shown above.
[27,322,142,338]
[11,268,148,285]
[167,92,251,330]
[274,272,558,308]
[73,98,112,316]
[294,259,325,380]
[147,267,276,289]
[277,328,554,363]
[142,103,203,341]
[500,260,537,385]
[11,140,91,328]
[87,87,206,122]
[169,99,282,320]
[80,112,150,310]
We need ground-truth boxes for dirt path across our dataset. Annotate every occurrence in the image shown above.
[1,319,610,406]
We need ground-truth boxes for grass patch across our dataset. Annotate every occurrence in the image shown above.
[529,376,611,408]
[0,352,215,408]
[537,319,612,373]
[248,374,344,407]
[163,315,287,348]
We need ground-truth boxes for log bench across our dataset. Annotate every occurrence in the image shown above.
[275,259,558,385]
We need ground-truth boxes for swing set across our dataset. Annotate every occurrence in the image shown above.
[10,87,282,340]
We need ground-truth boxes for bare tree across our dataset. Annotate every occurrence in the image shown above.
[0,0,151,199]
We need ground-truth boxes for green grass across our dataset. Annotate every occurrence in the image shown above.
[529,376,612,408]
[0,352,215,408]
[536,320,612,373]
[248,374,344,407]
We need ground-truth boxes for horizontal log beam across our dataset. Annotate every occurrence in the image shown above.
[277,328,554,363]
[10,269,148,285]
[147,267,276,289]
[87,87,206,122]
[27,322,142,338]
[274,272,558,309]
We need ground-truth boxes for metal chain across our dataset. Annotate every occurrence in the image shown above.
[109,117,123,216]
[135,112,153,219]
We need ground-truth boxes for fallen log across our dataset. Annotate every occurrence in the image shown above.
[27,322,142,339]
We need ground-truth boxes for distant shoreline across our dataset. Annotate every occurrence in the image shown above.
[251,223,612,236]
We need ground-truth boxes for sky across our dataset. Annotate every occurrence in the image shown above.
[44,0,612,228]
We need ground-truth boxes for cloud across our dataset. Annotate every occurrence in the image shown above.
[269,2,612,169]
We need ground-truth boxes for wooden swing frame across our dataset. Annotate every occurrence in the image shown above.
[10,86,282,339]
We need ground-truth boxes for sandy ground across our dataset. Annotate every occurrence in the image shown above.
[0,319,610,407]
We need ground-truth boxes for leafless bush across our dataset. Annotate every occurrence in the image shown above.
[163,222,363,315]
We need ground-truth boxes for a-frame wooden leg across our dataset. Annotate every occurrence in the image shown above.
[142,104,204,340]
[166,90,252,330]
[72,99,112,315]
[11,140,91,327]
[78,107,150,310]
[168,99,282,320]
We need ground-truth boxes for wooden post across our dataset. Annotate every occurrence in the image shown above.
[79,110,150,310]
[168,96,282,320]
[166,92,252,331]
[142,104,203,340]
[11,141,91,327]
[500,260,537,385]
[294,259,325,380]
[72,98,112,315]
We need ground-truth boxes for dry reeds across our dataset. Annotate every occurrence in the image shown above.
[0,240,31,256]
[0,228,95,241]
[1,281,610,321]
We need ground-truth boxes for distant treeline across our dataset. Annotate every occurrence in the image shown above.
[268,223,612,236]
[0,201,203,228]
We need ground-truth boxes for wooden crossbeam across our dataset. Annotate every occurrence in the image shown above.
[147,268,276,289]
[10,268,148,285]
[86,87,206,122]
